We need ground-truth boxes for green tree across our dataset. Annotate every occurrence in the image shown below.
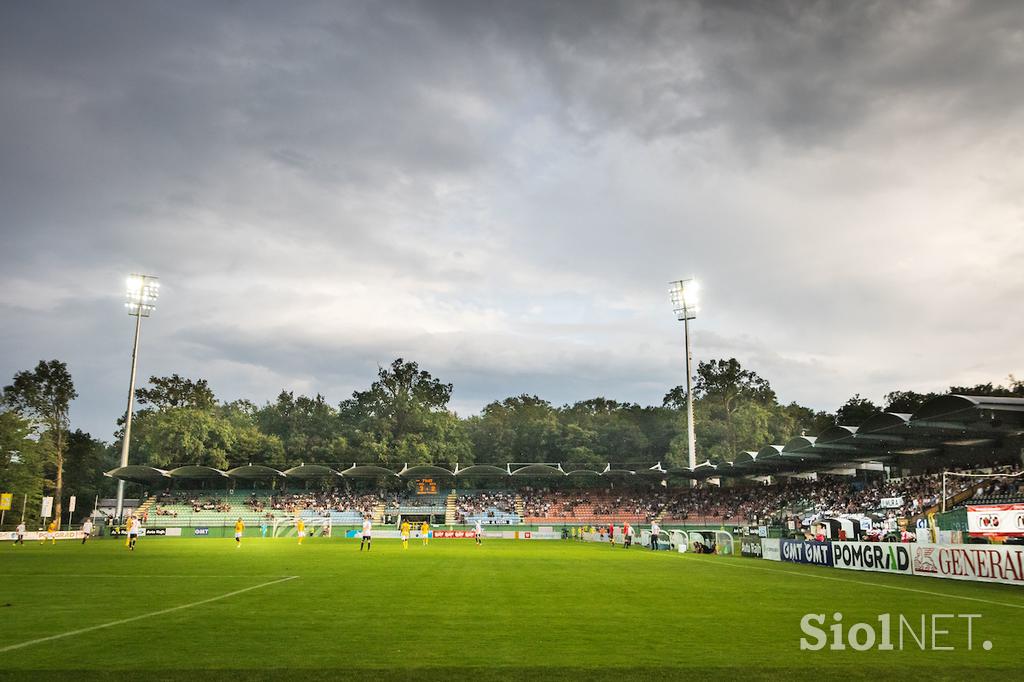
[135,374,216,410]
[0,409,45,526]
[561,399,650,462]
[62,430,117,520]
[256,392,346,465]
[343,359,468,464]
[777,402,834,438]
[690,358,776,460]
[3,360,78,526]
[883,390,940,414]
[948,376,1024,398]
[133,408,234,469]
[835,395,879,426]
[466,395,562,463]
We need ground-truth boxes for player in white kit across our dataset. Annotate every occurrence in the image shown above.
[359,516,372,552]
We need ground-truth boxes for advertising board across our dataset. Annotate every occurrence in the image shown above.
[832,541,913,574]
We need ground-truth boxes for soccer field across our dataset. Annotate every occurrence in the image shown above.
[2,538,1022,681]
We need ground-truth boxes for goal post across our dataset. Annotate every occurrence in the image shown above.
[272,516,333,538]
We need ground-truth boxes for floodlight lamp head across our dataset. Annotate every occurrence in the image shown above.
[668,278,698,320]
[125,273,159,317]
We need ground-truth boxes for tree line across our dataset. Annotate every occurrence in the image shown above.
[2,357,1021,521]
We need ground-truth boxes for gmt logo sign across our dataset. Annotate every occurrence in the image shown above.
[780,539,833,567]
[833,542,912,574]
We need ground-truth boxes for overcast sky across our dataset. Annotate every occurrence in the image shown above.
[2,0,1022,441]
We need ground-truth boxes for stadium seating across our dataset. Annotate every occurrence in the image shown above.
[133,463,1016,529]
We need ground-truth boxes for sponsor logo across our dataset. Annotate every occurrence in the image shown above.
[741,537,763,558]
[780,539,833,566]
[800,613,990,652]
[914,547,939,574]
[193,527,210,536]
[979,514,1001,529]
[144,528,167,536]
[834,543,911,573]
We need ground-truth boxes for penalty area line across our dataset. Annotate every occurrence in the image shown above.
[686,556,1024,611]
[0,575,299,653]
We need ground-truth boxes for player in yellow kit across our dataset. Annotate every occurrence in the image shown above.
[296,517,306,545]
[420,521,429,546]
[234,518,244,549]
[400,520,410,550]
[42,519,58,545]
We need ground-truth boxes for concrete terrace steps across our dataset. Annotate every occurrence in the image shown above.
[445,492,458,525]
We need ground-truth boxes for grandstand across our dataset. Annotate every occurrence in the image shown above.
[119,462,1022,535]
[101,393,1023,536]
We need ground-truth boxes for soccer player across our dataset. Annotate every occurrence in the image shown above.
[420,521,430,546]
[400,519,410,550]
[608,524,615,547]
[234,518,245,548]
[14,521,25,546]
[81,518,93,544]
[623,522,633,549]
[296,517,306,545]
[42,519,58,545]
[127,515,140,551]
[649,521,660,551]
[359,516,372,552]
[474,519,483,546]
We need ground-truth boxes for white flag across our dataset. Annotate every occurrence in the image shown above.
[41,496,54,518]
[68,496,77,513]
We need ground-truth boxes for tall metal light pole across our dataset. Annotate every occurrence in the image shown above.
[115,274,159,522]
[669,278,699,471]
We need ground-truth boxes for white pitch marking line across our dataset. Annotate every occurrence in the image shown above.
[687,556,1024,611]
[0,574,293,579]
[0,575,298,653]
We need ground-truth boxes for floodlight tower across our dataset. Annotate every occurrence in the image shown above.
[115,274,159,522]
[669,278,699,472]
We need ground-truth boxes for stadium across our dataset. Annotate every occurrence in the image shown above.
[3,2,1024,681]
[4,392,1024,679]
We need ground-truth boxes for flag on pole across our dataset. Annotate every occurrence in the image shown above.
[0,493,11,511]
[68,496,77,513]
[41,496,54,518]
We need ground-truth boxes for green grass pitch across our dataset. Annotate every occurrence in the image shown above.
[1,537,1022,681]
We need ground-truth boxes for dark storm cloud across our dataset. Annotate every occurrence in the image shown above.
[1,1,1022,438]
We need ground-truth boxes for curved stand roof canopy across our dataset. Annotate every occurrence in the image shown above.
[454,464,510,477]
[168,465,228,480]
[815,425,858,449]
[689,460,719,479]
[340,464,399,478]
[398,464,456,478]
[283,464,341,480]
[105,465,170,484]
[510,463,565,477]
[226,464,286,480]
[565,467,603,477]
